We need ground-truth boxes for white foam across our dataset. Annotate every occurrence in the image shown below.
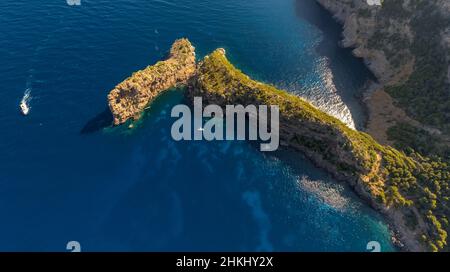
[301,59,357,130]
[298,176,350,212]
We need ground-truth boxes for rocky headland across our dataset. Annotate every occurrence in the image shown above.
[189,48,450,252]
[107,38,196,125]
[107,37,449,251]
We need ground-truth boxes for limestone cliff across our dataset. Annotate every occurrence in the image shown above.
[315,0,450,85]
[107,38,196,125]
[315,0,450,167]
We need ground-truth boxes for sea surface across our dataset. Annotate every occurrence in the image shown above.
[0,0,394,251]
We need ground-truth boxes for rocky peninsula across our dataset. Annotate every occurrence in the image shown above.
[107,38,449,251]
[189,48,450,252]
[108,38,196,125]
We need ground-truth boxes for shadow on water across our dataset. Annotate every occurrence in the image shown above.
[80,88,186,135]
[295,0,377,129]
[80,52,175,135]
[80,107,113,134]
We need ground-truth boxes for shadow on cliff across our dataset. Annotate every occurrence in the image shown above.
[295,0,377,129]
[80,107,113,134]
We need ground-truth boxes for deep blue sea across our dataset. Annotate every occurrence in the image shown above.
[0,0,394,251]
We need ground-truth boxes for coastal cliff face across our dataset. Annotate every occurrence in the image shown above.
[312,2,450,251]
[315,0,450,158]
[107,39,196,125]
[316,0,450,84]
[189,49,450,252]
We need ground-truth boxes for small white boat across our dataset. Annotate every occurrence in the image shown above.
[20,101,29,115]
[20,88,31,116]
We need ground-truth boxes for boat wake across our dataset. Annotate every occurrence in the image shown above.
[20,88,32,116]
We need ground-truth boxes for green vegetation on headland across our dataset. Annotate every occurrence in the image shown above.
[189,49,450,252]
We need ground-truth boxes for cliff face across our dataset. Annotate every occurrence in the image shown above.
[315,0,450,164]
[188,49,450,252]
[309,1,450,250]
[316,0,450,84]
[107,39,196,125]
[315,0,393,82]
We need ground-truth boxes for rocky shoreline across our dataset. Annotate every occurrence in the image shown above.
[314,0,450,251]
[313,0,400,145]
[313,0,417,251]
[107,35,448,251]
[189,48,431,251]
[314,0,450,142]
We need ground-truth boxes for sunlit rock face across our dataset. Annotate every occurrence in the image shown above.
[108,38,196,125]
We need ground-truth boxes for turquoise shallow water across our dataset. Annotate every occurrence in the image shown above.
[0,0,393,251]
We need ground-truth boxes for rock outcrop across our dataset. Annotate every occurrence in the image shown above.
[108,38,196,125]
